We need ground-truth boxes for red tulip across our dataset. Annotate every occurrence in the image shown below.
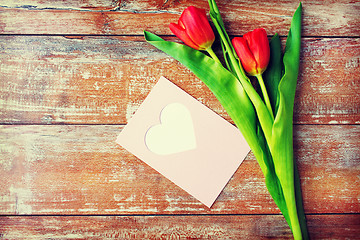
[232,28,270,76]
[169,6,215,51]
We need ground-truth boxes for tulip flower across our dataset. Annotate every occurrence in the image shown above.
[232,28,270,76]
[232,28,273,119]
[169,6,220,63]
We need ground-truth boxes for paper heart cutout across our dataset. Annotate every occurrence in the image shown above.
[145,102,197,155]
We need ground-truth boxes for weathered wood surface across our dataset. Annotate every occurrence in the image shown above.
[1,215,359,239]
[1,0,359,238]
[0,125,359,215]
[0,0,359,36]
[1,36,359,125]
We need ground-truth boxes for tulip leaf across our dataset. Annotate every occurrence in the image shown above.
[269,3,307,239]
[255,124,291,229]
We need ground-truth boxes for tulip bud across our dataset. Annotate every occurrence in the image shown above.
[232,28,270,76]
[169,6,215,51]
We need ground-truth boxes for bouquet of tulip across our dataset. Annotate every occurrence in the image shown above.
[144,0,308,239]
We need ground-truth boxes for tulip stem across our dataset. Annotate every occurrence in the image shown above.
[206,47,221,64]
[256,74,274,120]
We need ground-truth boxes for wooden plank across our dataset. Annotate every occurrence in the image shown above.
[0,125,358,215]
[0,214,359,239]
[0,0,119,11]
[1,36,359,125]
[0,0,359,36]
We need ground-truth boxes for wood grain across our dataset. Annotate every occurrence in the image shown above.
[1,36,359,125]
[1,214,359,239]
[0,0,359,36]
[0,125,358,215]
[0,0,359,238]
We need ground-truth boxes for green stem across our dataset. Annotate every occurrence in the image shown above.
[294,161,309,239]
[209,16,244,80]
[206,47,221,64]
[256,74,274,120]
[284,182,302,240]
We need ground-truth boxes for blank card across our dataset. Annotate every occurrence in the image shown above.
[116,77,250,208]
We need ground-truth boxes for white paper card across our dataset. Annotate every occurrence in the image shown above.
[116,77,250,208]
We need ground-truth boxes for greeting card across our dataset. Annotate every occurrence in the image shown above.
[116,77,250,207]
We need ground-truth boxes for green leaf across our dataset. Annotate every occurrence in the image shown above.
[269,3,307,239]
[256,124,291,229]
[271,2,302,204]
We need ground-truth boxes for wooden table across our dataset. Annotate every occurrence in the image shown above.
[0,0,359,239]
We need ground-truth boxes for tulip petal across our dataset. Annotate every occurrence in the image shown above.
[232,37,257,76]
[169,22,200,50]
[180,6,215,50]
[244,28,270,74]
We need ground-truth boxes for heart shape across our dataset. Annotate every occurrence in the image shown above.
[145,103,197,155]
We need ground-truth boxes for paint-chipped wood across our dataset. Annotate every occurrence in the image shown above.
[0,0,359,36]
[1,215,359,239]
[0,0,120,10]
[0,0,359,238]
[0,125,358,215]
[1,36,359,125]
